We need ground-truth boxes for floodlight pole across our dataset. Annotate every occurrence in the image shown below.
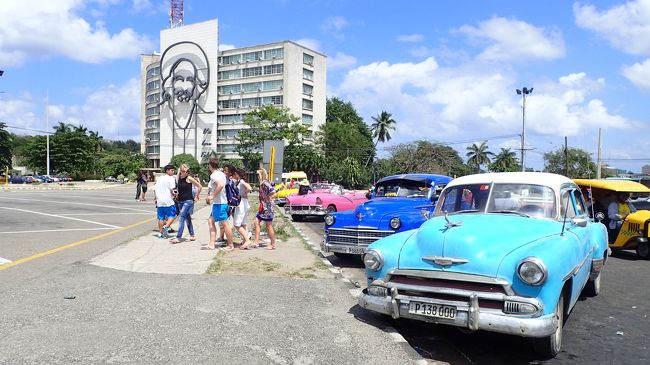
[516,87,533,172]
[46,89,50,177]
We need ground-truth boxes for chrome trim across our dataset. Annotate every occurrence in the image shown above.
[563,250,592,281]
[387,269,515,296]
[422,256,469,266]
[320,241,367,254]
[517,256,548,286]
[286,204,326,215]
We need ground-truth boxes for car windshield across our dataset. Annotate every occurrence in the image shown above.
[374,179,430,198]
[437,183,557,219]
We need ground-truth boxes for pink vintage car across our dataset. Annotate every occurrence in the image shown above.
[285,184,368,221]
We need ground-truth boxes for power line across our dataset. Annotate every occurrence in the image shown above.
[4,124,54,134]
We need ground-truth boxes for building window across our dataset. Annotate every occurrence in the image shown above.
[241,97,261,108]
[146,106,160,116]
[219,100,241,109]
[302,114,313,124]
[146,93,160,103]
[262,96,283,105]
[218,69,242,80]
[218,114,243,124]
[242,66,263,78]
[303,68,313,81]
[218,84,242,94]
[302,83,313,95]
[264,48,284,60]
[220,54,241,65]
[264,80,283,90]
[146,119,160,129]
[302,99,313,110]
[243,51,263,62]
[242,82,262,93]
[264,64,283,75]
[303,53,314,65]
[146,132,160,141]
[146,66,160,78]
[146,145,160,154]
[217,129,239,140]
[216,144,237,153]
[146,80,160,91]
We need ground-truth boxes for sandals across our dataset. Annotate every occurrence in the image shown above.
[222,246,235,251]
[169,238,182,244]
[200,245,216,250]
[188,236,196,241]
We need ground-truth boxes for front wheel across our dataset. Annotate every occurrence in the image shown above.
[584,273,601,297]
[326,205,337,214]
[532,293,564,358]
[291,214,304,222]
[636,242,650,260]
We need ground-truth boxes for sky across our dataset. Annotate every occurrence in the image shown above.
[1,0,650,173]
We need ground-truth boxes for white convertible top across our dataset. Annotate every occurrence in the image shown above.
[447,172,574,192]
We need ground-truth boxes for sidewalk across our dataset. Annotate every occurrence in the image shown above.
[1,181,127,191]
[91,203,330,278]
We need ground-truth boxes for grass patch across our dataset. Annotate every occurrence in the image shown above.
[208,255,281,275]
[313,258,329,270]
[206,250,226,273]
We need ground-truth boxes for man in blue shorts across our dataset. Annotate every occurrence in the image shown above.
[203,158,234,250]
[154,164,178,238]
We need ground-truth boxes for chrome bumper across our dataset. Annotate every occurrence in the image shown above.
[321,241,367,255]
[358,289,557,338]
[286,205,326,215]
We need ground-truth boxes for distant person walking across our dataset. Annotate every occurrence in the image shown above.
[154,165,178,238]
[232,168,252,249]
[135,170,148,201]
[252,168,277,250]
[170,164,202,244]
[203,158,234,251]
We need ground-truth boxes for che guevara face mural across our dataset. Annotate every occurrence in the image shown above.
[158,41,211,130]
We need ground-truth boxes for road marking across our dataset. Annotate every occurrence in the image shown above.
[60,212,151,216]
[0,207,121,229]
[0,196,151,213]
[0,217,156,271]
[0,257,11,264]
[0,227,116,234]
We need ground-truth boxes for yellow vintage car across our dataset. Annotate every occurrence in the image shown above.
[574,179,650,259]
[274,171,308,205]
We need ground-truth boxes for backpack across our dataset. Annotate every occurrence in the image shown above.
[225,179,241,207]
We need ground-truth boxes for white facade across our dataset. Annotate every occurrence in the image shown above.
[140,19,326,167]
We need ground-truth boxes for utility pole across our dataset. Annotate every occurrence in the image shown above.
[596,128,602,179]
[516,87,533,172]
[46,89,50,177]
[564,136,569,177]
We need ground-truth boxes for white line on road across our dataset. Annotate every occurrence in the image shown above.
[0,207,122,229]
[0,227,116,234]
[0,196,151,213]
[0,257,12,264]
[60,212,151,216]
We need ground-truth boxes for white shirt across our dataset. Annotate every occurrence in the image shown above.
[154,174,176,207]
[209,170,228,205]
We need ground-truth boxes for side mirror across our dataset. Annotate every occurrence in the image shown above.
[571,217,588,227]
[595,212,605,222]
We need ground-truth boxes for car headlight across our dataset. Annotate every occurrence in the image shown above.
[363,250,383,271]
[389,217,401,230]
[324,214,335,226]
[517,257,547,286]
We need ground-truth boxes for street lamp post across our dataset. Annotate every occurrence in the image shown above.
[516,87,533,172]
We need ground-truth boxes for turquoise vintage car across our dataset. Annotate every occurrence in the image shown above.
[358,172,609,358]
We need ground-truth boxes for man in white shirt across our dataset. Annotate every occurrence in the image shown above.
[203,158,234,250]
[154,164,178,238]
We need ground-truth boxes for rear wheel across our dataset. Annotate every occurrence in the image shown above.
[532,292,564,358]
[636,242,650,260]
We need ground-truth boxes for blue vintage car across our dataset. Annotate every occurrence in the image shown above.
[322,173,452,257]
[358,172,609,358]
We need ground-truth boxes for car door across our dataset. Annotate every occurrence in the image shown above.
[562,188,593,307]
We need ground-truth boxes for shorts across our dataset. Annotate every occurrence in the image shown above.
[156,205,177,221]
[233,199,250,227]
[211,203,229,222]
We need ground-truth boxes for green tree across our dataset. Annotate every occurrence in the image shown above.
[0,123,13,170]
[489,148,520,172]
[22,135,48,173]
[235,105,311,170]
[366,110,397,166]
[170,153,201,175]
[97,152,146,179]
[543,147,596,178]
[284,144,324,181]
[388,141,471,177]
[466,141,494,173]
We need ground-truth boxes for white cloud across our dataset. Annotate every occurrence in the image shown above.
[574,0,650,55]
[327,52,357,70]
[334,59,636,145]
[397,34,424,43]
[294,38,322,52]
[321,16,349,33]
[0,0,153,66]
[622,58,650,89]
[457,17,565,61]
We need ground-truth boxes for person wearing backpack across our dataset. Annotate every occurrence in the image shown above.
[232,168,252,250]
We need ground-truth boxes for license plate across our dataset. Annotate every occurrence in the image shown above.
[346,246,365,254]
[408,301,457,319]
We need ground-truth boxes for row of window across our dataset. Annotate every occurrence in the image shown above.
[146,79,160,91]
[302,114,313,124]
[146,93,160,103]
[302,83,313,95]
[146,106,160,116]
[218,96,283,109]
[146,132,160,141]
[302,99,313,111]
[146,119,160,129]
[303,68,313,81]
[217,129,239,139]
[218,80,283,95]
[218,64,284,80]
[303,53,314,65]
[216,144,237,153]
[219,48,284,65]
[218,114,243,124]
[146,145,160,154]
[146,66,160,79]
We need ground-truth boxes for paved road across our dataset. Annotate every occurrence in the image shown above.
[0,187,425,364]
[294,215,650,364]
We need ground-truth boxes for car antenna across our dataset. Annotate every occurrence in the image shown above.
[560,192,571,236]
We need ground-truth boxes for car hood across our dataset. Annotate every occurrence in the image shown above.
[352,197,431,224]
[397,214,562,277]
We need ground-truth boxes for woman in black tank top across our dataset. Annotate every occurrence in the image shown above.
[170,164,202,244]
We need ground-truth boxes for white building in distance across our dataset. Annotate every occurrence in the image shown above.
[140,19,326,168]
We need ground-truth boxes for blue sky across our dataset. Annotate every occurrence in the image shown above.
[1,0,650,173]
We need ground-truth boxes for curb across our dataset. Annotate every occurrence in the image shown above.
[1,184,121,191]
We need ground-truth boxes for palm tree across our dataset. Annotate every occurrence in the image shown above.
[490,148,519,172]
[366,111,397,166]
[466,141,494,173]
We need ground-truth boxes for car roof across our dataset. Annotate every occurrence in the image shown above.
[447,172,573,191]
[574,179,650,193]
[376,173,452,185]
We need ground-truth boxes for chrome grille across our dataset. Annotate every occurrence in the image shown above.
[327,227,394,246]
[287,205,320,212]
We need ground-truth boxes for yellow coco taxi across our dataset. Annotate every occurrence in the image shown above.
[274,171,308,205]
[574,179,650,259]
